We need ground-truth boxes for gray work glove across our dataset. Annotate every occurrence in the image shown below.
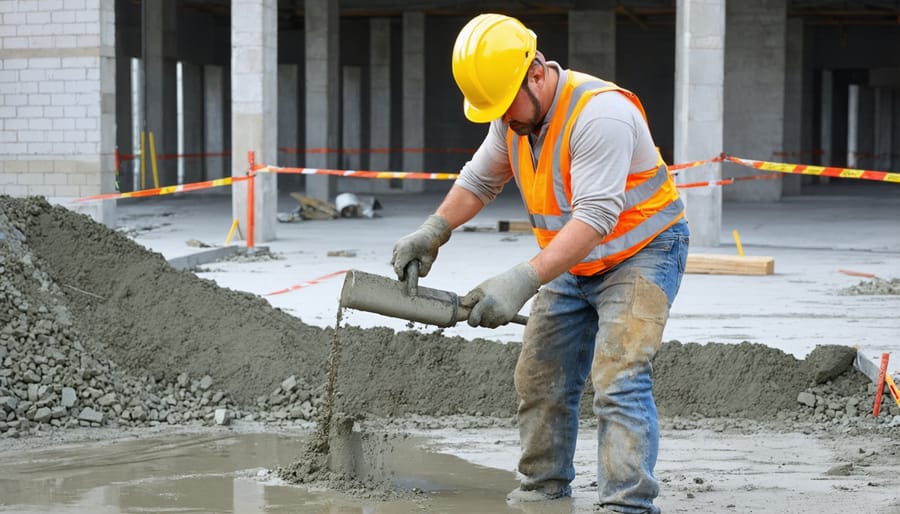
[391,214,452,280]
[462,262,540,328]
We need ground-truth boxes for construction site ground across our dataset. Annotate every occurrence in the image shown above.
[1,180,899,513]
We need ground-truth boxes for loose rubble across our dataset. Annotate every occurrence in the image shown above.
[839,277,900,295]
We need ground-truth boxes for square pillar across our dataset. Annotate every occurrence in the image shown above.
[401,11,425,193]
[304,0,339,201]
[674,0,725,247]
[231,0,278,242]
[723,0,786,202]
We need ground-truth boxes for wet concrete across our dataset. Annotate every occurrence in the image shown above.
[0,429,545,513]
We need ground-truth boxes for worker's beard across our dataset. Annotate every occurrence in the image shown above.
[509,85,543,136]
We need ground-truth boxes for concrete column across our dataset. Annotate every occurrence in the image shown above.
[277,64,300,168]
[115,20,133,193]
[231,0,278,243]
[892,90,900,171]
[781,17,803,195]
[847,85,858,169]
[369,18,391,173]
[819,69,834,182]
[204,65,227,182]
[674,0,725,247]
[339,66,364,193]
[723,0,786,202]
[854,86,875,170]
[568,4,616,79]
[180,62,204,184]
[304,0,339,201]
[162,3,178,185]
[142,0,164,189]
[874,88,893,172]
[142,0,178,187]
[401,11,426,194]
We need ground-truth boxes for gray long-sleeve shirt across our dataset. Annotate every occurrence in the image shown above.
[455,63,660,238]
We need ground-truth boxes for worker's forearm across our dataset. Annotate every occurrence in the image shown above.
[435,185,486,229]
[528,219,606,284]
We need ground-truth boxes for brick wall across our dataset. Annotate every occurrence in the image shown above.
[0,0,115,198]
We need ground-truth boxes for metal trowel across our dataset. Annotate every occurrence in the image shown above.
[339,261,528,328]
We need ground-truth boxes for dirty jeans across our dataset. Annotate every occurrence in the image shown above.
[514,220,689,514]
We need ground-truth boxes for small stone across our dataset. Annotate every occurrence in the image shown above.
[61,387,77,407]
[281,375,298,392]
[797,392,817,407]
[214,408,231,426]
[199,375,213,391]
[825,463,853,476]
[77,407,103,424]
[33,407,52,423]
[97,393,117,406]
[0,396,17,412]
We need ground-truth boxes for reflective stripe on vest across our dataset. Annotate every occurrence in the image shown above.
[507,71,684,276]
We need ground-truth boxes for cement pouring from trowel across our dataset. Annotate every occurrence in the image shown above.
[340,261,528,327]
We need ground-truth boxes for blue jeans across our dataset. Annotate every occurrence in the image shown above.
[514,220,689,513]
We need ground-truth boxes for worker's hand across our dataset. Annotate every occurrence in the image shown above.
[462,262,540,328]
[391,214,452,280]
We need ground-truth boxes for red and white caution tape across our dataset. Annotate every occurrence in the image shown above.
[263,269,348,296]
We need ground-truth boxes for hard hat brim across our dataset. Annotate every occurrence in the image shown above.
[463,95,514,123]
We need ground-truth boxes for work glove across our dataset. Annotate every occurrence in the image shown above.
[462,262,540,328]
[391,214,452,280]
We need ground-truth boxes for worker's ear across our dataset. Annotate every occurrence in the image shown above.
[529,59,546,86]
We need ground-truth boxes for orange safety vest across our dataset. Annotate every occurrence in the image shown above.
[507,71,684,276]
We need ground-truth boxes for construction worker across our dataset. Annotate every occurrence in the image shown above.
[391,13,688,513]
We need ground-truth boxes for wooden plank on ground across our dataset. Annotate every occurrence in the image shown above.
[497,220,532,233]
[685,253,774,275]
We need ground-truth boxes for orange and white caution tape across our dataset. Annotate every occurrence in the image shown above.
[263,269,348,296]
[838,269,878,279]
[676,173,779,189]
[74,175,252,202]
[668,155,724,173]
[723,154,900,183]
[257,165,459,181]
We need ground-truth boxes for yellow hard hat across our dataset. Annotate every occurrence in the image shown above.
[452,14,537,123]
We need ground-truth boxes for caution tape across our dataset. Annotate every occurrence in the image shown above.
[258,165,459,181]
[264,269,348,296]
[279,146,477,155]
[723,154,900,184]
[668,155,724,172]
[86,148,898,203]
[676,173,779,189]
[72,175,251,202]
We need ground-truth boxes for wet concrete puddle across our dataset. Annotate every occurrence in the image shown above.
[0,430,552,513]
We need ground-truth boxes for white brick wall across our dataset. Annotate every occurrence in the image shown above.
[0,0,115,198]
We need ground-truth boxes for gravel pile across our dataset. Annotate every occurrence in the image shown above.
[839,277,900,295]
[0,199,325,439]
[793,370,900,429]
